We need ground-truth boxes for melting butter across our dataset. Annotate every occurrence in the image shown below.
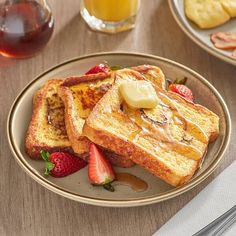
[119,80,158,109]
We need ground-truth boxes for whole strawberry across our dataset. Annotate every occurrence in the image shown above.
[169,84,194,102]
[40,151,87,177]
[85,63,110,75]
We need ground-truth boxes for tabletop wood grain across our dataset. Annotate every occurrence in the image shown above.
[0,0,235,235]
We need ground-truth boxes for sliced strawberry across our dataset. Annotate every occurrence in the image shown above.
[85,63,110,75]
[88,144,115,191]
[169,84,194,102]
[40,151,87,177]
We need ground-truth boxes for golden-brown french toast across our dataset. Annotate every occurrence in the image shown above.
[58,65,166,167]
[25,65,164,165]
[83,69,220,186]
[166,92,219,142]
[25,80,73,159]
[25,78,132,167]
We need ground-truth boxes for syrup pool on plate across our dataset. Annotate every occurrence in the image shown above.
[115,173,148,192]
[0,1,54,58]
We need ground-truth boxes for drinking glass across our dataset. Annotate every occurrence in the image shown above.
[80,0,140,33]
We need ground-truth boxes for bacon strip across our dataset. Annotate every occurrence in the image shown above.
[211,32,236,49]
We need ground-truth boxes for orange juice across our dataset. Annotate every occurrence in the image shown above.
[83,0,140,22]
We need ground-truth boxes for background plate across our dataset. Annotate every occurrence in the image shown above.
[7,52,231,207]
[168,0,236,66]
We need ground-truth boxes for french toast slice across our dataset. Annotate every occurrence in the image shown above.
[25,80,73,159]
[58,72,113,155]
[59,72,135,167]
[57,65,166,167]
[83,69,220,186]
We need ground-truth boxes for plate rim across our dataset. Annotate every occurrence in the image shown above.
[168,0,236,67]
[7,51,231,207]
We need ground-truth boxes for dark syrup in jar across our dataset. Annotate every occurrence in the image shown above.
[0,1,54,58]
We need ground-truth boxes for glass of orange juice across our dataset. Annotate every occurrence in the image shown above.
[80,0,140,33]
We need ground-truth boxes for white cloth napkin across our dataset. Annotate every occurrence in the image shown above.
[154,161,236,236]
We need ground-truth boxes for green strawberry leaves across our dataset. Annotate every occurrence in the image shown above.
[173,77,187,85]
[40,150,55,176]
[40,150,50,161]
[103,183,115,192]
[44,162,55,176]
[166,77,188,90]
[109,65,123,71]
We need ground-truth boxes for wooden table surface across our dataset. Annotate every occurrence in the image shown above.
[1,0,235,235]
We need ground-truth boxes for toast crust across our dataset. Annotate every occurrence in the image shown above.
[62,72,111,87]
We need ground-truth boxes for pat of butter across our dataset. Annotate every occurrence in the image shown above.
[119,80,158,109]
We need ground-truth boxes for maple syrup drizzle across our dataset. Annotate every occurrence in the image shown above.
[46,96,67,135]
[114,173,148,192]
[120,87,208,161]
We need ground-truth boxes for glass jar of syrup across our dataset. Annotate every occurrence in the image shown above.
[0,0,54,58]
